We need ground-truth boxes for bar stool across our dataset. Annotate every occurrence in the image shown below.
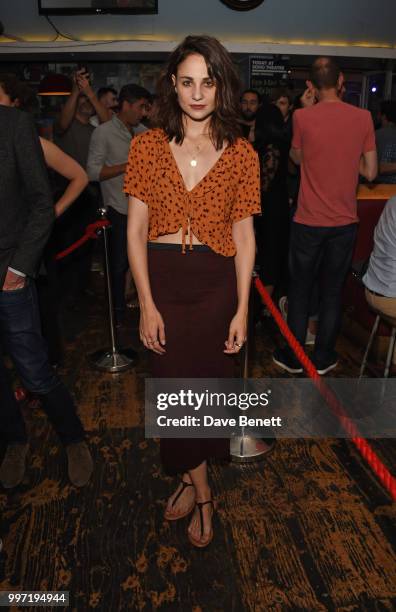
[359,309,396,378]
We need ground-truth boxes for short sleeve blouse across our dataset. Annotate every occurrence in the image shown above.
[123,128,261,256]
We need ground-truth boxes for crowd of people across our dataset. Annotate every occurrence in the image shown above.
[1,36,395,549]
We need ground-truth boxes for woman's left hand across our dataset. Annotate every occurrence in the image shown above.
[224,312,247,354]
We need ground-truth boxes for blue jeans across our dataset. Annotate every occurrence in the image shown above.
[287,222,358,364]
[0,281,85,445]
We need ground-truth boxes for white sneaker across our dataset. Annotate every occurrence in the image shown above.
[315,361,338,375]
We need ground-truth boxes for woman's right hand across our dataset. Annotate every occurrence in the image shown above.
[139,302,166,354]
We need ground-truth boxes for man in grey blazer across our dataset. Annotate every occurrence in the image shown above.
[0,106,93,488]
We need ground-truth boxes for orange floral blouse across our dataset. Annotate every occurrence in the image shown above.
[123,128,261,256]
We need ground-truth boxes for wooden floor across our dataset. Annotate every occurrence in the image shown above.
[0,279,395,611]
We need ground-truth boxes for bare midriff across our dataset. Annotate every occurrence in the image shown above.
[148,226,204,247]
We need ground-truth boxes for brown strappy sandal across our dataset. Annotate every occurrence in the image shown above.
[188,500,215,548]
[164,480,195,521]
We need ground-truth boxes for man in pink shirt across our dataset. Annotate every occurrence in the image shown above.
[273,57,377,375]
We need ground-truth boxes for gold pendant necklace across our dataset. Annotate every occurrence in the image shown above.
[186,137,209,167]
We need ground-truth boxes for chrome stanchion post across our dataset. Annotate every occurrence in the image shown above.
[90,208,136,372]
[230,272,268,463]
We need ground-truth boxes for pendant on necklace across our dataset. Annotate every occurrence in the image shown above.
[190,159,197,167]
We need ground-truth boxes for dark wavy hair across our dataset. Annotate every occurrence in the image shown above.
[156,35,242,149]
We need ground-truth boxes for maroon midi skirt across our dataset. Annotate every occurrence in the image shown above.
[148,243,237,474]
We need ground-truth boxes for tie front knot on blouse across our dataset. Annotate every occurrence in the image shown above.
[123,128,261,256]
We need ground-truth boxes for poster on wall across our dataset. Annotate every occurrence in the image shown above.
[249,55,290,99]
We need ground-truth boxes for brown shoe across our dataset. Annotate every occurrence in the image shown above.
[66,441,93,487]
[0,443,29,489]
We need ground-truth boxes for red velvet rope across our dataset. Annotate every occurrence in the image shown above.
[54,219,110,261]
[254,276,396,501]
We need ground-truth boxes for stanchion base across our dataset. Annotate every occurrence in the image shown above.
[230,435,270,463]
[89,348,137,372]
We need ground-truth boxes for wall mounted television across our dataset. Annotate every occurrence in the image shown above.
[38,0,158,15]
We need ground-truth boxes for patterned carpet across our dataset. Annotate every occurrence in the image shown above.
[0,281,395,611]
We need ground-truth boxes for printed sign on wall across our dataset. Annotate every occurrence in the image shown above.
[249,55,290,98]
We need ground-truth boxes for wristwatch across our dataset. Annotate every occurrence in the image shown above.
[220,0,265,10]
